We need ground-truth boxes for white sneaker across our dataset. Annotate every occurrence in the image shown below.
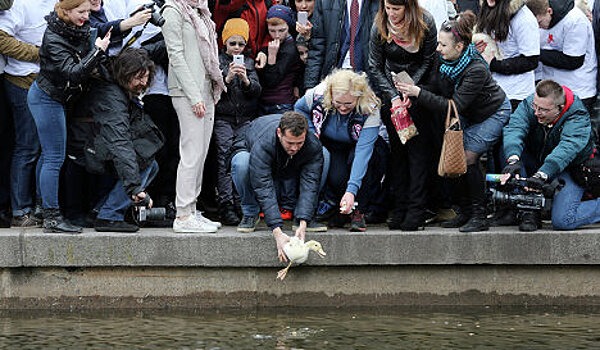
[173,215,217,233]
[195,211,222,229]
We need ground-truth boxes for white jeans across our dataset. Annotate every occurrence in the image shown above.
[172,96,214,217]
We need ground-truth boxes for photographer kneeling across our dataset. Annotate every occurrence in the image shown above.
[79,48,164,232]
[502,79,596,231]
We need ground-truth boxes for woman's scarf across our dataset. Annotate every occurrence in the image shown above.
[171,0,226,103]
[45,10,90,44]
[387,18,419,53]
[439,43,484,82]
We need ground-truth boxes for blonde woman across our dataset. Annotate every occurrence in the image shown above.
[162,0,226,233]
[294,69,388,232]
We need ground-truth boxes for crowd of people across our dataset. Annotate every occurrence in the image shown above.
[3,0,600,258]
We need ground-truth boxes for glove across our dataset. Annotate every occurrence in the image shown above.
[526,172,547,190]
[502,159,522,176]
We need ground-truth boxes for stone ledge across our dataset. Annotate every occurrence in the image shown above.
[1,225,599,267]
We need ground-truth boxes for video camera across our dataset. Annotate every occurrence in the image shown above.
[486,174,564,213]
[132,193,166,224]
[131,0,165,27]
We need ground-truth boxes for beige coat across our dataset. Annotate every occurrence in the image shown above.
[162,1,213,106]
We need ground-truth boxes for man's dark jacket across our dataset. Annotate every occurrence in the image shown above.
[304,0,378,89]
[78,74,164,196]
[231,114,323,230]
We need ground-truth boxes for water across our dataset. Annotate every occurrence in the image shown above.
[0,306,599,349]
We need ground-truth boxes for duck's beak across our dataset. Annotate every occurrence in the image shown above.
[317,249,326,258]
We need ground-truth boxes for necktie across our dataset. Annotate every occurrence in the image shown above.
[349,0,359,67]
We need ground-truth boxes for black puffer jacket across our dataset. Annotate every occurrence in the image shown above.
[304,0,378,89]
[80,74,165,197]
[216,52,261,123]
[367,11,437,102]
[417,58,506,124]
[231,114,323,230]
[37,12,104,104]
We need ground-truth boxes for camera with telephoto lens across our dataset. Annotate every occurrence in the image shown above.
[131,1,165,27]
[486,174,563,213]
[133,193,166,223]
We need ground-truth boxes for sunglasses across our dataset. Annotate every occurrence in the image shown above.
[441,19,462,42]
[227,41,247,47]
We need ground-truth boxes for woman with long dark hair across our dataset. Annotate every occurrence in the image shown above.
[367,0,438,230]
[397,11,511,232]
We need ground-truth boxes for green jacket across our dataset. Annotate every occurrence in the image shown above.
[503,88,594,179]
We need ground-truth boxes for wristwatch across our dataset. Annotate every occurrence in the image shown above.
[533,171,548,181]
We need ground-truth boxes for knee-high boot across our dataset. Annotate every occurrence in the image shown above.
[459,164,490,232]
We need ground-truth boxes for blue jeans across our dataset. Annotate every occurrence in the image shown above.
[231,151,260,216]
[5,79,40,216]
[552,172,600,230]
[96,161,159,221]
[27,81,65,210]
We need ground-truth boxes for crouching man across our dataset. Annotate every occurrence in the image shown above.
[80,48,164,232]
[231,112,325,261]
[502,79,598,231]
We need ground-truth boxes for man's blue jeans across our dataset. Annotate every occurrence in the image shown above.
[27,81,64,210]
[552,172,600,230]
[231,151,260,216]
[96,161,159,222]
[4,79,40,216]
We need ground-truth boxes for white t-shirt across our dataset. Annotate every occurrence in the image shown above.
[492,5,540,101]
[0,0,55,77]
[536,7,597,99]
[419,0,449,32]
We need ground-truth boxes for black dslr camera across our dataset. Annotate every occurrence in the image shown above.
[132,194,166,224]
[486,174,563,213]
[131,1,165,27]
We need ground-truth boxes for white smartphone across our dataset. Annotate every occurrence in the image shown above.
[233,54,244,65]
[297,11,308,26]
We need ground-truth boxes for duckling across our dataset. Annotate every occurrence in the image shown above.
[276,236,326,280]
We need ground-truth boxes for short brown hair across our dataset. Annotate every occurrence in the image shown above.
[536,79,566,106]
[267,17,287,27]
[279,111,308,137]
[526,0,550,16]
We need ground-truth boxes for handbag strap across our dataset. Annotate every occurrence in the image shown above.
[445,99,461,130]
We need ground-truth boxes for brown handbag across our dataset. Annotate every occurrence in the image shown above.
[438,100,467,177]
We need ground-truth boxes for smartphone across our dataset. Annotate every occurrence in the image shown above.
[89,27,98,51]
[392,71,414,85]
[233,54,244,65]
[297,11,308,26]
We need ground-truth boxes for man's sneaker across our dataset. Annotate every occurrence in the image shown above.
[350,210,367,232]
[237,215,260,233]
[292,218,327,232]
[173,215,217,233]
[11,213,41,228]
[315,201,336,222]
[195,211,221,229]
[94,219,139,233]
[280,208,293,220]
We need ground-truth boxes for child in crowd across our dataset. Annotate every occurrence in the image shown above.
[257,5,303,115]
[215,18,262,225]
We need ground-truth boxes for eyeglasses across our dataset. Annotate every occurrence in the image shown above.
[441,19,462,42]
[227,41,246,47]
[531,101,559,114]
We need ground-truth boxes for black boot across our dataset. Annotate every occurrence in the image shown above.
[43,208,82,234]
[518,210,541,232]
[440,209,471,228]
[220,202,240,226]
[441,177,471,228]
[459,164,489,233]
[400,209,425,231]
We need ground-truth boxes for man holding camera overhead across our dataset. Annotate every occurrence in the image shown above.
[502,79,598,232]
[75,48,164,233]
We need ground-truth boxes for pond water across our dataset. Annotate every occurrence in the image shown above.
[0,306,599,349]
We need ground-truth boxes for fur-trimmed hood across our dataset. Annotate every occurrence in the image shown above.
[508,0,527,18]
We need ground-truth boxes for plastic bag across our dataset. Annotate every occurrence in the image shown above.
[390,97,417,144]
